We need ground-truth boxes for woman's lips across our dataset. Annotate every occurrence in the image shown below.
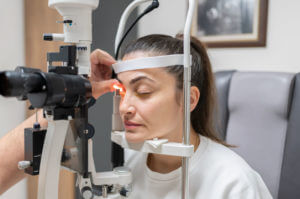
[124,121,142,130]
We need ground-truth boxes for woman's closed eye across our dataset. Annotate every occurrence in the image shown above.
[136,90,152,95]
[135,86,153,96]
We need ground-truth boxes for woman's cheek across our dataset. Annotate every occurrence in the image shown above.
[140,99,171,133]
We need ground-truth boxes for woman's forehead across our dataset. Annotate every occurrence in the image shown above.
[117,68,167,85]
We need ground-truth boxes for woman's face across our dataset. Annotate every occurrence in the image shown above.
[117,52,183,143]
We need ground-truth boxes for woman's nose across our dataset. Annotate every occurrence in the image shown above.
[119,94,136,116]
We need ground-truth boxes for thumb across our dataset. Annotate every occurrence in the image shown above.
[91,79,118,99]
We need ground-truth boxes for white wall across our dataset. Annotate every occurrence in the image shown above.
[0,0,27,198]
[138,0,300,73]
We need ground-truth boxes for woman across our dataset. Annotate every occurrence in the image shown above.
[114,34,272,199]
[0,34,272,198]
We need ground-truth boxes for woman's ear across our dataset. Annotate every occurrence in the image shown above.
[190,86,200,112]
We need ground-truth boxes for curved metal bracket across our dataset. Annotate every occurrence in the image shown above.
[114,0,152,54]
[37,118,71,199]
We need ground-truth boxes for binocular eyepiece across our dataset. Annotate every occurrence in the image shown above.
[0,70,44,99]
[0,67,92,109]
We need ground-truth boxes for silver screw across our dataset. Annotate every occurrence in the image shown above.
[82,189,93,199]
[102,185,108,198]
[18,161,31,170]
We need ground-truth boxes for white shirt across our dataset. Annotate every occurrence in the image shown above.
[125,135,273,199]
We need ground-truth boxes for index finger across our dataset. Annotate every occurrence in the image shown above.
[90,49,116,66]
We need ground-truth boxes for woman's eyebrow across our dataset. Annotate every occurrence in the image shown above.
[129,76,155,85]
[116,75,155,85]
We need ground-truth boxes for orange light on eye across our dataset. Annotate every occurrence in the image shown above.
[112,82,126,97]
[112,84,123,92]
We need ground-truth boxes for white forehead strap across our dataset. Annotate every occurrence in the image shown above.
[112,54,192,74]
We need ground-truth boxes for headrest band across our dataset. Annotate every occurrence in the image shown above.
[112,54,192,74]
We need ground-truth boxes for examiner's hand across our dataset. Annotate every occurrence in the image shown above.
[89,49,118,99]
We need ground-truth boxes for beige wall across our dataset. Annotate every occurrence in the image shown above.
[138,0,300,73]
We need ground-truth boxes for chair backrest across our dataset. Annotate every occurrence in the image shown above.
[278,73,300,199]
[214,71,299,199]
[214,70,236,140]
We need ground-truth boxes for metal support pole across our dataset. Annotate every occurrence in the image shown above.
[182,0,197,199]
[182,67,191,199]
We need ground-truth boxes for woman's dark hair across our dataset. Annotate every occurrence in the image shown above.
[122,34,229,146]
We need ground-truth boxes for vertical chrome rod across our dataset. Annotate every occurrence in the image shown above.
[182,0,197,199]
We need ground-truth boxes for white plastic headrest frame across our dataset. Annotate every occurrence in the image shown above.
[112,54,192,74]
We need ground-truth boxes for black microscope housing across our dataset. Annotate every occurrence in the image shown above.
[0,45,94,176]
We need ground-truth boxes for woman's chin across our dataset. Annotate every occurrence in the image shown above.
[125,131,146,143]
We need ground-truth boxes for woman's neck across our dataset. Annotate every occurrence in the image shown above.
[146,128,200,174]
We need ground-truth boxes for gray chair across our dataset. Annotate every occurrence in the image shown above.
[214,71,300,199]
[214,70,236,140]
[278,73,300,199]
